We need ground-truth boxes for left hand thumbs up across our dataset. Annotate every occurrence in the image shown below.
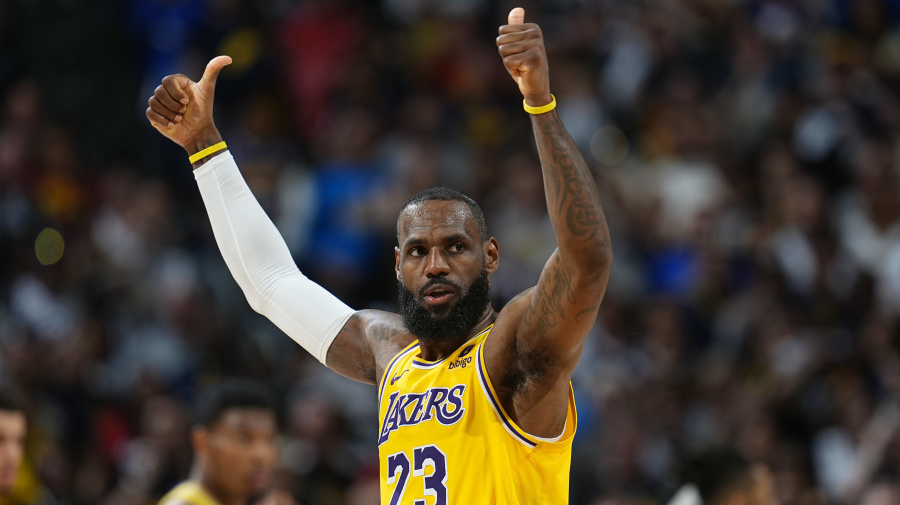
[497,7,552,107]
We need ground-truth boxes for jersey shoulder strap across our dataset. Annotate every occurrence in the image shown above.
[158,481,220,505]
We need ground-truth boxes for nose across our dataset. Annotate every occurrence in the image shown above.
[424,247,450,278]
[249,439,276,466]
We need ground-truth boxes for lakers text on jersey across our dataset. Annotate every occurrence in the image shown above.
[377,325,577,505]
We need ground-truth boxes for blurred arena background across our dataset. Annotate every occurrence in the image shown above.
[2,0,900,503]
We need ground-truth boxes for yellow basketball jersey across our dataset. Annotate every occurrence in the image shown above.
[157,481,220,505]
[378,324,577,505]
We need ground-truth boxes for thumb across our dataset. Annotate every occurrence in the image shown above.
[198,55,233,91]
[508,7,525,25]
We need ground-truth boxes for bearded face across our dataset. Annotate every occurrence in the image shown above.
[395,199,498,341]
[398,267,491,342]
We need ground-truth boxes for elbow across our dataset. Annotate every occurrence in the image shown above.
[578,242,613,287]
[587,240,613,275]
[243,289,268,315]
[239,279,275,315]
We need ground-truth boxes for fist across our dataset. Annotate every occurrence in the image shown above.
[146,56,231,150]
[497,8,551,107]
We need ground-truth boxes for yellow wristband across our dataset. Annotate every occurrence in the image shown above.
[188,141,228,164]
[523,95,557,114]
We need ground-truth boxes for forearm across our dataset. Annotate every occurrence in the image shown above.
[193,151,355,363]
[531,110,612,271]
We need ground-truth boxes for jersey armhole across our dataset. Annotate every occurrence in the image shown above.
[475,336,578,450]
[377,340,420,401]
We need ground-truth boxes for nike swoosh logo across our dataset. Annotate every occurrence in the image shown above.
[391,369,409,385]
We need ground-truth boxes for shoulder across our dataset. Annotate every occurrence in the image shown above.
[158,499,193,505]
[483,286,535,359]
[485,285,568,389]
[491,286,535,338]
[355,310,417,371]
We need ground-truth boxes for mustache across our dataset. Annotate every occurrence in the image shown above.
[418,278,463,297]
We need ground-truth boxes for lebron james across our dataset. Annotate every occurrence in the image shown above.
[147,8,612,504]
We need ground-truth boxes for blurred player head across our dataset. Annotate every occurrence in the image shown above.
[679,448,778,505]
[0,389,25,495]
[395,187,497,342]
[192,379,278,504]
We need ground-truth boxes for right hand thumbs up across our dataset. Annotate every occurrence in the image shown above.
[146,55,232,152]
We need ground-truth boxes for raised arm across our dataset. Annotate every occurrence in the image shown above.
[145,57,387,384]
[495,9,612,369]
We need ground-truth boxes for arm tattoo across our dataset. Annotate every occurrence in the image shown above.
[532,112,606,245]
[575,305,600,323]
[523,256,576,339]
[326,315,404,385]
[326,324,377,384]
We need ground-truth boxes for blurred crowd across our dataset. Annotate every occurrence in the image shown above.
[2,0,900,504]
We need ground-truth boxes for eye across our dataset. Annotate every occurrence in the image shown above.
[450,243,465,253]
[409,247,426,257]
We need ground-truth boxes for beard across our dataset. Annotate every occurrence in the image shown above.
[398,267,491,343]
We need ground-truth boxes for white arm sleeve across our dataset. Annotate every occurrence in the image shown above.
[193,151,355,364]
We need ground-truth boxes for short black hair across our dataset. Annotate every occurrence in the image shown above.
[193,379,276,428]
[398,187,488,242]
[680,448,754,505]
[0,388,23,414]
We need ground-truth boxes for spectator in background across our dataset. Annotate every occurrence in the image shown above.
[0,389,26,505]
[668,448,778,505]
[157,379,295,505]
[861,481,900,505]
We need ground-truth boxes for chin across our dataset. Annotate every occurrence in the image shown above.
[424,303,454,317]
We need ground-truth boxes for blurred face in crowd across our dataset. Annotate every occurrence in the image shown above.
[195,408,278,502]
[746,465,777,505]
[717,465,777,505]
[0,410,26,494]
[862,484,900,505]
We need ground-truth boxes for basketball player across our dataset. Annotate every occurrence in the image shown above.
[0,390,26,502]
[147,7,612,503]
[158,380,290,505]
[668,449,778,505]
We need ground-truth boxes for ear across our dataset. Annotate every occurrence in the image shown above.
[395,246,401,281]
[484,238,499,274]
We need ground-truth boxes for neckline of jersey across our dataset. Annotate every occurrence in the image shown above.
[412,324,494,364]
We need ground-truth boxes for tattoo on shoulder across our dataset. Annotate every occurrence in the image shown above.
[575,305,600,323]
[523,259,576,339]
[327,323,377,384]
[371,322,400,343]
[505,287,535,308]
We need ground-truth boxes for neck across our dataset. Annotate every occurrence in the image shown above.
[189,468,245,505]
[416,307,496,361]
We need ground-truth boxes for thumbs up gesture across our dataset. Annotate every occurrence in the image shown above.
[146,56,232,150]
[497,8,551,107]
